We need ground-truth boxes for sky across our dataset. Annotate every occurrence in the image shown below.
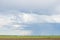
[0,0,60,36]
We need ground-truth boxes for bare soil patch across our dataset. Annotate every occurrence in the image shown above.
[0,38,60,40]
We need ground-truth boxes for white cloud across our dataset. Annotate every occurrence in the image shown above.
[18,13,60,23]
[0,0,60,15]
[12,24,21,28]
[21,13,36,23]
[40,15,60,23]
[0,11,60,28]
[0,15,12,27]
[0,11,60,35]
[0,0,57,9]
[16,30,32,35]
[0,13,32,35]
[0,30,32,35]
[53,5,60,14]
[12,24,25,29]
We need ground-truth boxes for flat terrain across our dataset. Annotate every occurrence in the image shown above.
[0,35,60,38]
[0,38,60,40]
[0,36,60,40]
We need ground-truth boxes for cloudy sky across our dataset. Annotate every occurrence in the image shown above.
[0,0,60,35]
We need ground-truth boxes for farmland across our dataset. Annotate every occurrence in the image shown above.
[0,35,60,40]
[0,35,60,38]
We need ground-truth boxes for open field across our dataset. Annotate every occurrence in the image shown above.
[0,36,60,40]
[0,35,60,38]
[0,38,60,40]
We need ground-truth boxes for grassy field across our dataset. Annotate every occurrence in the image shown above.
[0,35,60,38]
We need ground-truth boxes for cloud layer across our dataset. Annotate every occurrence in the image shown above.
[0,0,60,15]
[0,12,60,35]
[0,0,60,35]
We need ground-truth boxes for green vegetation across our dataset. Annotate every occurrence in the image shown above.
[0,35,60,38]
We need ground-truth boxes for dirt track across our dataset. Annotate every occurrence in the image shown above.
[0,38,60,40]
